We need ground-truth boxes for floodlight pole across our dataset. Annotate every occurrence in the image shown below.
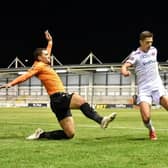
[8,57,26,69]
[50,55,63,66]
[80,52,103,65]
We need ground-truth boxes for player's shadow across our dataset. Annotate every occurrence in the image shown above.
[95,136,147,142]
[0,135,25,139]
[127,137,146,141]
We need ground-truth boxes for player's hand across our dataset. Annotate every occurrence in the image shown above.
[0,84,12,89]
[122,70,131,77]
[44,30,52,42]
[0,85,5,89]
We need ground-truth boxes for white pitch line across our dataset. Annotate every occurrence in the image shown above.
[77,124,168,131]
[2,121,168,131]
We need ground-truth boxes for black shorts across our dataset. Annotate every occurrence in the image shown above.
[50,92,73,121]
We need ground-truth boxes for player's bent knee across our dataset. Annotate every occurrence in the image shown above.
[64,129,75,139]
[67,132,75,139]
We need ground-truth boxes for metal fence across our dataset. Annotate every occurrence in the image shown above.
[0,63,167,107]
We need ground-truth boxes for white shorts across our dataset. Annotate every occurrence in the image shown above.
[137,87,168,105]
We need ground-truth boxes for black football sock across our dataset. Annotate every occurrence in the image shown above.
[80,103,103,124]
[39,130,70,140]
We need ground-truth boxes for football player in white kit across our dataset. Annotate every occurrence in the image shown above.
[120,30,168,140]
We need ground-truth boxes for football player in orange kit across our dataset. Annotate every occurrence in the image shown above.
[0,30,116,140]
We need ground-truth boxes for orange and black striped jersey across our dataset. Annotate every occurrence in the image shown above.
[8,40,65,95]
[8,61,65,95]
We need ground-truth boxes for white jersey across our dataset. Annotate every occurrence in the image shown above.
[126,46,163,93]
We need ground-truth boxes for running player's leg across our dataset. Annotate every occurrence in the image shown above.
[160,96,168,110]
[153,88,168,110]
[139,101,157,140]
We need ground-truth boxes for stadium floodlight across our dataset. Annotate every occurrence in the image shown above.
[56,69,67,73]
[95,68,109,72]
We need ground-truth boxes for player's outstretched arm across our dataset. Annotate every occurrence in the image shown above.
[44,30,53,56]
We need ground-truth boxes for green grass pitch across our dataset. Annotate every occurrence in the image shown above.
[0,107,168,168]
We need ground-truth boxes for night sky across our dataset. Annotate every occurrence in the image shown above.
[0,1,168,68]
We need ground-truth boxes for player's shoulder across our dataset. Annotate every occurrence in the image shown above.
[149,46,157,56]
[150,46,157,52]
[130,49,141,57]
[150,46,156,49]
[31,61,45,70]
[33,61,45,67]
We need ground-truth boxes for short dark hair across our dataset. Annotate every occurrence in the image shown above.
[33,48,46,61]
[139,31,153,41]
